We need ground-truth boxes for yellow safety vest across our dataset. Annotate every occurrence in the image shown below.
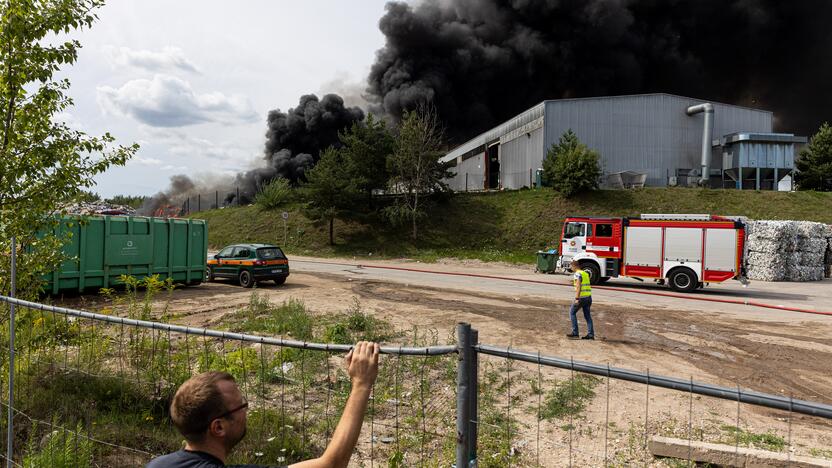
[576,270,592,297]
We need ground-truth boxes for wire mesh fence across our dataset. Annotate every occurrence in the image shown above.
[470,343,832,467]
[0,297,458,467]
[2,298,832,467]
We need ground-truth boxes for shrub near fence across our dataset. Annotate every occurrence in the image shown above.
[1,291,832,467]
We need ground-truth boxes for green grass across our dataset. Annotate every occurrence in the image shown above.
[810,447,832,459]
[229,293,315,340]
[194,188,832,264]
[540,374,600,420]
[719,424,787,451]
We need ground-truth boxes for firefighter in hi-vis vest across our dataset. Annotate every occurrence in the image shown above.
[566,260,594,340]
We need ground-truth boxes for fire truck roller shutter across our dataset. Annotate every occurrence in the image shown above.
[623,227,662,277]
[703,228,738,282]
[663,228,703,282]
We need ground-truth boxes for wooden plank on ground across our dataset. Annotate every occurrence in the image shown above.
[649,436,832,468]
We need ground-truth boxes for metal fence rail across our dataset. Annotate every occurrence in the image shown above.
[475,343,832,420]
[2,296,832,467]
[0,296,456,357]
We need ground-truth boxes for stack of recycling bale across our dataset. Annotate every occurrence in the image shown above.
[826,225,832,278]
[745,220,830,282]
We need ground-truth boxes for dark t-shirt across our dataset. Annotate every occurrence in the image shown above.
[146,449,288,468]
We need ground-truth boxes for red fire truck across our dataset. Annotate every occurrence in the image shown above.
[556,214,749,292]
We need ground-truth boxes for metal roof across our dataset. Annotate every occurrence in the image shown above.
[716,132,807,146]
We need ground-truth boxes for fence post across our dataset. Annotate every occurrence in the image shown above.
[465,173,469,193]
[198,194,201,212]
[456,323,477,467]
[469,327,479,464]
[6,236,16,468]
[215,191,219,209]
[236,187,240,206]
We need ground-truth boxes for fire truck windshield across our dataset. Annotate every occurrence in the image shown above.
[563,222,585,239]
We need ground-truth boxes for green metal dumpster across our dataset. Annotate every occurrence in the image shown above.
[536,250,558,274]
[44,215,207,294]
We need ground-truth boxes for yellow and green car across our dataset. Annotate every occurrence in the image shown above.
[206,243,289,287]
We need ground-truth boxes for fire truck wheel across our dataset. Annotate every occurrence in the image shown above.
[598,277,610,284]
[581,262,602,285]
[668,268,697,293]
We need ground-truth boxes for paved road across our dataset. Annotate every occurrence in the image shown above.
[288,256,832,323]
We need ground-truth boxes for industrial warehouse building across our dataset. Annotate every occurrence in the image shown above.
[441,93,806,191]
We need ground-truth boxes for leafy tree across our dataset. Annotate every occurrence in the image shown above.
[0,0,138,299]
[385,105,454,240]
[542,129,601,197]
[339,113,395,208]
[796,122,832,191]
[105,194,147,209]
[302,148,356,245]
[75,190,101,203]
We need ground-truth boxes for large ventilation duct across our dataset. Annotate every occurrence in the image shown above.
[686,103,714,182]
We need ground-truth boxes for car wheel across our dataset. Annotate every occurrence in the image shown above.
[581,262,601,285]
[206,266,215,282]
[274,277,286,286]
[668,268,697,293]
[239,270,254,288]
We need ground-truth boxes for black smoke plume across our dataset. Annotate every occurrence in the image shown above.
[140,174,195,216]
[367,0,832,140]
[227,94,364,204]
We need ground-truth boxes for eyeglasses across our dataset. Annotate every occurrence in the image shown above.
[213,397,249,422]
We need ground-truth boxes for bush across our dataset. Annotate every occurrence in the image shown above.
[542,129,602,197]
[255,178,293,209]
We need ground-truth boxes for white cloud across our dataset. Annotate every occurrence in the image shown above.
[132,155,163,166]
[161,164,188,171]
[53,112,86,131]
[96,74,259,127]
[104,45,200,74]
[138,126,255,164]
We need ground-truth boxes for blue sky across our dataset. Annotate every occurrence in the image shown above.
[57,1,390,197]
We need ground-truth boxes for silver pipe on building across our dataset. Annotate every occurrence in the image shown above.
[686,103,714,182]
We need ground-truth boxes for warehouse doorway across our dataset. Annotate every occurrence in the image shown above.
[485,143,500,189]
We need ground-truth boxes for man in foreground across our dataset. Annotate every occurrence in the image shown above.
[566,260,594,340]
[147,341,380,467]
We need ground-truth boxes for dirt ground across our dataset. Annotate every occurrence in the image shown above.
[60,257,832,465]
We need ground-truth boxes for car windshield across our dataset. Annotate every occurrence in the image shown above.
[257,247,286,260]
[563,222,586,239]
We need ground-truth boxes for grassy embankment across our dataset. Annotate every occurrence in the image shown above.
[194,188,832,264]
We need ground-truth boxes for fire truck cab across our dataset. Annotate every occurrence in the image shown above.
[557,214,748,292]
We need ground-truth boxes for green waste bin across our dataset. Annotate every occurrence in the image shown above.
[536,250,558,274]
[41,214,208,294]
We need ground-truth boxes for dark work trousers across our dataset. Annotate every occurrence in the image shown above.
[569,296,594,337]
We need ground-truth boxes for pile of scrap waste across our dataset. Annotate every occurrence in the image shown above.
[744,220,832,281]
[58,201,137,216]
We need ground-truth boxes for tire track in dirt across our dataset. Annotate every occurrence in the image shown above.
[351,280,832,403]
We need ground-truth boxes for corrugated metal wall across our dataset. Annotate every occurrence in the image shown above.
[447,152,486,191]
[442,102,545,163]
[499,126,544,189]
[542,94,772,186]
[441,94,775,190]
